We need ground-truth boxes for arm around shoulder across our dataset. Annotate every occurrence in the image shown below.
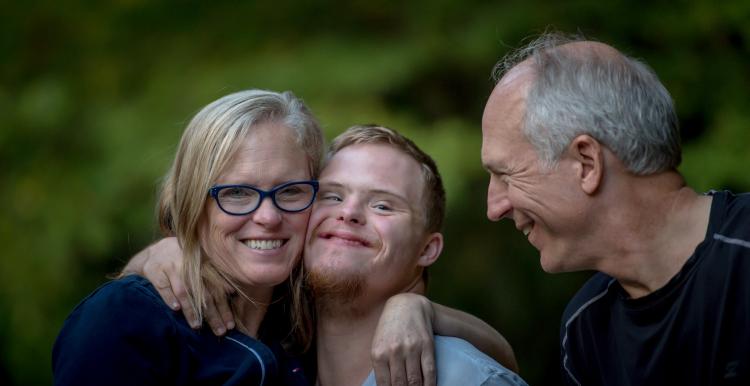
[431,301,519,374]
[374,293,519,376]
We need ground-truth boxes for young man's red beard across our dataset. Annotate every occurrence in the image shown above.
[305,265,366,317]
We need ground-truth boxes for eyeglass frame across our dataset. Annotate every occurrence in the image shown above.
[207,180,319,216]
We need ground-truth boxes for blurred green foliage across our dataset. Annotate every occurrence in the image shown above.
[2,1,749,384]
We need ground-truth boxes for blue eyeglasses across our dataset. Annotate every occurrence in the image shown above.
[208,180,319,216]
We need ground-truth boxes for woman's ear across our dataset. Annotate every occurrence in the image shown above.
[417,232,443,267]
[569,134,603,195]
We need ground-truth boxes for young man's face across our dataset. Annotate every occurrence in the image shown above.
[304,143,434,304]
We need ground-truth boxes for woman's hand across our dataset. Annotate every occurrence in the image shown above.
[371,293,437,386]
[371,292,520,385]
[121,237,236,336]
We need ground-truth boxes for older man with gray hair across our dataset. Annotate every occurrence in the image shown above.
[482,32,750,385]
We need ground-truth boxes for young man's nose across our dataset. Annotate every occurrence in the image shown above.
[337,201,366,225]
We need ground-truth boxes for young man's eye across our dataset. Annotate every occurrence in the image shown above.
[321,193,342,202]
[373,203,392,211]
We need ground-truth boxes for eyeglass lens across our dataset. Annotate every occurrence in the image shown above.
[217,182,315,214]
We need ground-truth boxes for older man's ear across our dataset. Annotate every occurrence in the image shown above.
[569,134,604,195]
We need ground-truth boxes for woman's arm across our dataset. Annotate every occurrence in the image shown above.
[371,293,519,386]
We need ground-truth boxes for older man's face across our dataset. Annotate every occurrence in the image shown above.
[481,65,590,273]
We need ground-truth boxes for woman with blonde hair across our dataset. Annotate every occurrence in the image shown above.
[53,89,322,385]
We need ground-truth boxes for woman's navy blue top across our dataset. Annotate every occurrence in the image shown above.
[52,275,309,385]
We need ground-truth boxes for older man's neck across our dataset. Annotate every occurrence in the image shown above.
[596,171,711,298]
[315,300,385,386]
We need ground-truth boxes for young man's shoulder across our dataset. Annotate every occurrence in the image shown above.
[360,336,528,386]
[432,336,528,386]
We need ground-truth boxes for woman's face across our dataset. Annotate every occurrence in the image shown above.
[200,122,312,295]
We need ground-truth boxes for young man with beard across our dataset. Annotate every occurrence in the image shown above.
[305,125,526,386]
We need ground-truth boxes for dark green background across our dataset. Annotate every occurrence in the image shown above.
[2,1,749,384]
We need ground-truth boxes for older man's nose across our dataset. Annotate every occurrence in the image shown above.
[487,176,512,221]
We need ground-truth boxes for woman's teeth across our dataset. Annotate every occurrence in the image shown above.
[245,240,283,250]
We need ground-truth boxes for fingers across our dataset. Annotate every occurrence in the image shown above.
[420,349,436,386]
[167,268,196,327]
[372,349,392,386]
[372,293,437,386]
[152,269,198,328]
[140,237,192,317]
[401,337,431,386]
[204,293,227,335]
[157,266,197,328]
[152,271,181,311]
[372,340,429,386]
[388,359,408,386]
[137,237,210,330]
[151,269,193,326]
[179,297,200,330]
[203,284,236,336]
[214,291,235,333]
[216,279,237,333]
[404,353,424,386]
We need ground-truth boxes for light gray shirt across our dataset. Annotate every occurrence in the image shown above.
[361,336,528,386]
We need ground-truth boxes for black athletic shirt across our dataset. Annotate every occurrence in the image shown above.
[560,190,750,386]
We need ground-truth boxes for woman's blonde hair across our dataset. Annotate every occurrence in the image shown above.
[158,89,322,349]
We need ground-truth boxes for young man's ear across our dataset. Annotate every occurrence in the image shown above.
[569,134,603,195]
[417,232,443,268]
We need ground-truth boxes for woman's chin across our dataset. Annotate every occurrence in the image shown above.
[236,267,294,289]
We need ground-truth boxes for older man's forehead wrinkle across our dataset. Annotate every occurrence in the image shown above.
[481,143,506,175]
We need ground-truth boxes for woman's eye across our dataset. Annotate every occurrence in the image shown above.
[277,186,304,200]
[280,186,303,195]
[224,187,249,197]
